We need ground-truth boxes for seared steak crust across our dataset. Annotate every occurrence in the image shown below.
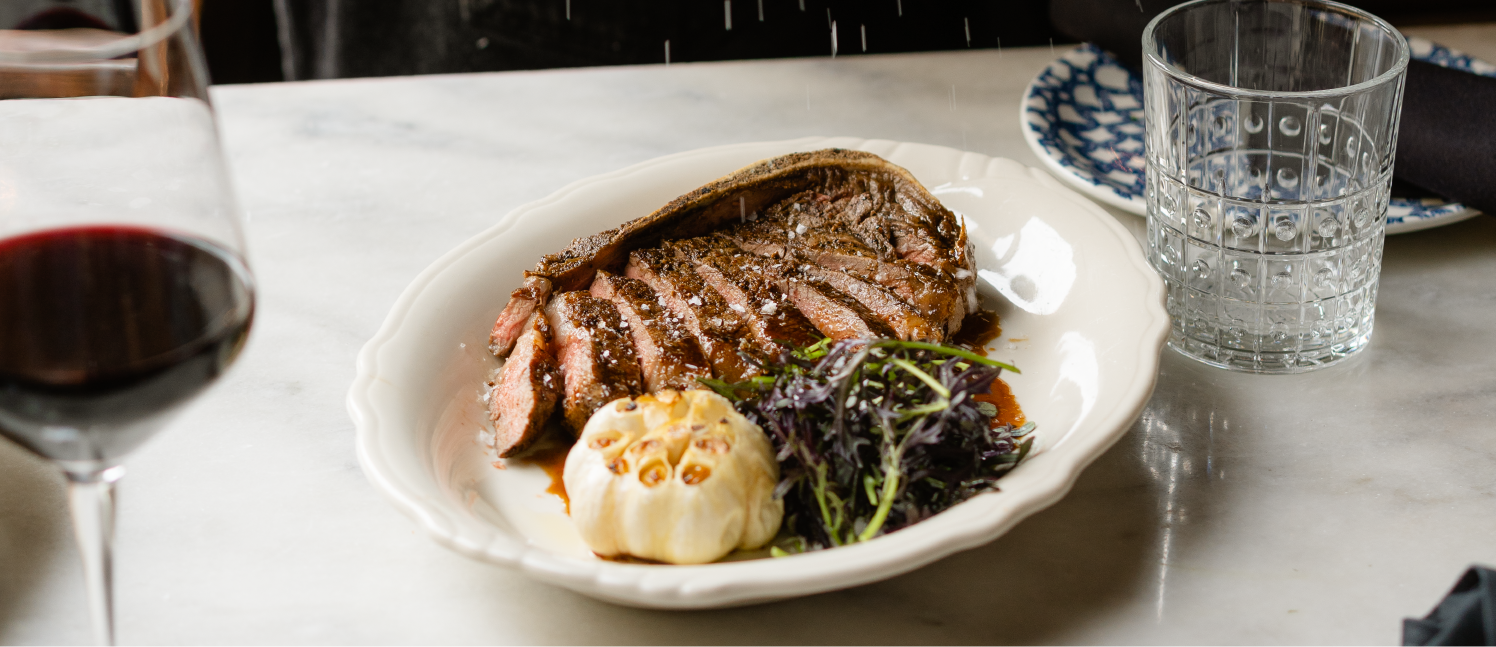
[589,270,711,392]
[488,312,561,457]
[544,292,645,434]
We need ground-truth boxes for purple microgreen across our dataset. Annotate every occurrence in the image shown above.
[722,337,1033,552]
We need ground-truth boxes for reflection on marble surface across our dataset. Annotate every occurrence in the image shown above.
[1,23,1495,644]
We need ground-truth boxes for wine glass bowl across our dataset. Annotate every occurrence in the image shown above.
[0,1,252,643]
[0,225,253,464]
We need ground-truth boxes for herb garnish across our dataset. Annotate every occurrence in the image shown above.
[701,338,1034,553]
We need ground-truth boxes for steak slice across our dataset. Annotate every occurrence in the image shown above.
[807,253,965,337]
[589,270,712,392]
[665,235,823,352]
[731,214,967,336]
[797,264,943,341]
[488,276,552,357]
[806,175,977,308]
[490,149,973,357]
[812,174,970,278]
[738,179,962,276]
[488,312,561,457]
[779,274,895,341]
[544,292,645,433]
[795,233,966,337]
[625,248,761,382]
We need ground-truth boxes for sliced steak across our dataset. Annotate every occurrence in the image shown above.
[794,230,966,336]
[624,248,761,382]
[488,275,552,357]
[808,174,975,300]
[732,212,967,336]
[813,173,968,276]
[824,191,899,260]
[544,292,645,433]
[589,270,712,392]
[779,274,895,341]
[665,235,823,352]
[490,149,974,355]
[488,312,561,457]
[797,264,942,341]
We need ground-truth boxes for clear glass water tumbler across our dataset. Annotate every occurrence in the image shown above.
[1143,0,1409,373]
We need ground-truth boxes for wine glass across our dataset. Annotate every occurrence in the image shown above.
[0,1,253,643]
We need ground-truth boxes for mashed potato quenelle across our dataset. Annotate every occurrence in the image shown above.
[562,389,782,564]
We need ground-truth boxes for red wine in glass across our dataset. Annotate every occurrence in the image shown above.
[0,1,253,642]
[0,226,253,463]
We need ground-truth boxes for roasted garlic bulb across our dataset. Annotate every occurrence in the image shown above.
[563,389,782,564]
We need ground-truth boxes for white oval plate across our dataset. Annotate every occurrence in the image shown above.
[347,137,1169,608]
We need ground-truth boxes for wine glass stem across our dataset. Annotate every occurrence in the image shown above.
[66,466,125,646]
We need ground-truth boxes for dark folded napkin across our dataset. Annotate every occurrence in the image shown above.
[1404,566,1496,646]
[1049,0,1496,216]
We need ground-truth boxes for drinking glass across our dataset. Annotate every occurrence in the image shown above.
[0,1,253,643]
[1142,0,1409,373]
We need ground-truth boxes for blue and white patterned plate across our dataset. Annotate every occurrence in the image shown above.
[1021,38,1493,235]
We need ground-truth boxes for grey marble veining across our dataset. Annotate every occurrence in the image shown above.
[1,23,1494,645]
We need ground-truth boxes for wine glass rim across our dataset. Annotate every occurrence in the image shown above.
[1142,0,1411,100]
[0,0,194,65]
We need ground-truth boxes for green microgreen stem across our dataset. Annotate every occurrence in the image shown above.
[868,339,1020,373]
[811,463,840,546]
[858,464,901,542]
[889,357,951,399]
[900,400,951,417]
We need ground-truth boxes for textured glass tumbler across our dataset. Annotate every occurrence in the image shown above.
[1143,0,1409,373]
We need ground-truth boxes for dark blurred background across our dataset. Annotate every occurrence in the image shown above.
[195,0,1496,84]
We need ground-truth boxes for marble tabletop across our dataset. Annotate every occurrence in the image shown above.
[3,23,1496,646]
